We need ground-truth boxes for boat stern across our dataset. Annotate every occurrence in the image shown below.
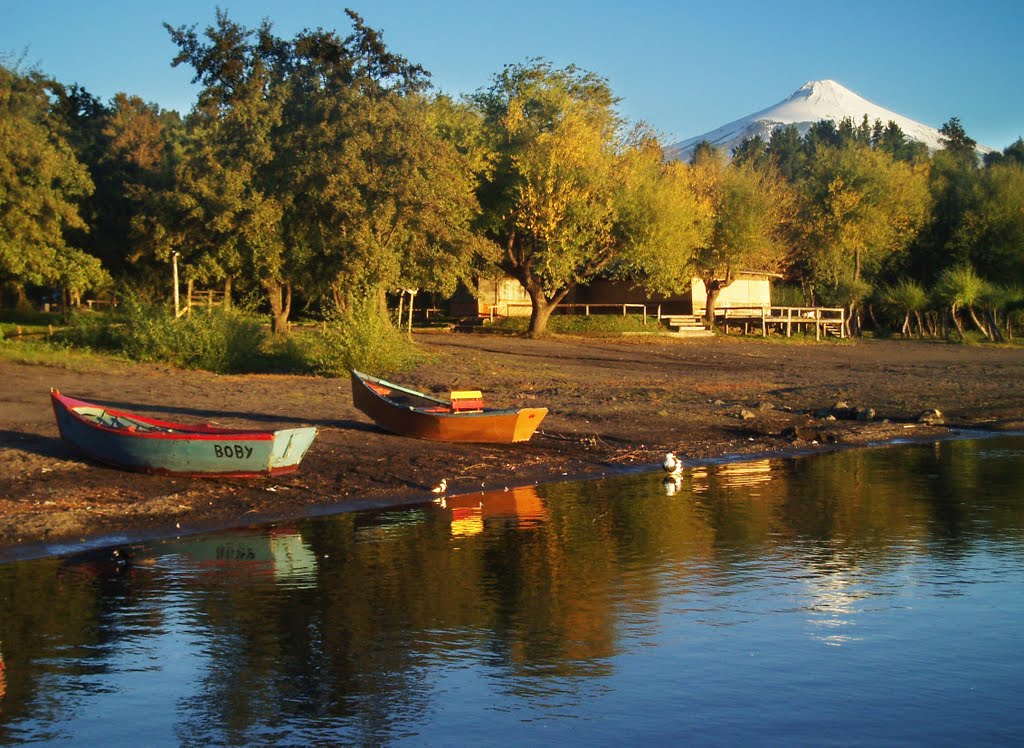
[511,408,548,442]
[269,427,319,473]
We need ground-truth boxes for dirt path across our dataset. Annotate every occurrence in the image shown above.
[3,333,1023,558]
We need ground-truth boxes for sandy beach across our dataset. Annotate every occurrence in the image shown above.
[2,332,1023,558]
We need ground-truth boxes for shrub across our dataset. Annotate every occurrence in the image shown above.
[302,302,420,376]
[62,295,269,373]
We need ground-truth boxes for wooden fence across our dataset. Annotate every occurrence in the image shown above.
[483,302,650,324]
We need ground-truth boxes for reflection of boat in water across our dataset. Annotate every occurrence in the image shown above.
[440,485,545,536]
[350,370,547,443]
[154,528,318,585]
[691,459,774,493]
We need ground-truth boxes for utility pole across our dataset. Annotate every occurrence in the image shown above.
[172,251,180,318]
[406,289,417,336]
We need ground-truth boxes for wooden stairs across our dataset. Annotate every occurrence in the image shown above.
[661,315,715,338]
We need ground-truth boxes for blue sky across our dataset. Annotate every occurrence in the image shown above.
[2,0,1022,149]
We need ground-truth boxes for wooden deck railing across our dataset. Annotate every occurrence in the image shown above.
[471,301,844,339]
[711,305,846,339]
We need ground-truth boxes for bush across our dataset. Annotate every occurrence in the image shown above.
[301,302,420,376]
[63,296,269,373]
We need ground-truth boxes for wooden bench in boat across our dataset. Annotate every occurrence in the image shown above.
[450,390,484,412]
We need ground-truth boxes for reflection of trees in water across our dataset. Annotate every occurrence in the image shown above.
[0,546,167,740]
[2,437,1023,741]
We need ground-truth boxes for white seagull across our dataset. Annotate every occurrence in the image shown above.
[431,478,448,494]
[662,452,683,476]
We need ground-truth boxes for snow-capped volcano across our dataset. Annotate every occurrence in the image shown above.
[666,79,987,161]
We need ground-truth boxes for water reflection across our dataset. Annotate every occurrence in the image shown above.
[1,436,1023,745]
[437,485,546,536]
[152,528,319,587]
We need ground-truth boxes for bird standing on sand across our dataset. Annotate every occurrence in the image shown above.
[431,478,448,494]
[663,452,683,475]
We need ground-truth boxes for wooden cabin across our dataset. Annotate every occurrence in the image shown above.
[450,271,778,320]
[690,271,778,316]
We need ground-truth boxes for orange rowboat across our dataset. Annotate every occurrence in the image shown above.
[350,370,547,444]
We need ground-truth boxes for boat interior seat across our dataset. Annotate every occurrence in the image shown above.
[450,390,484,412]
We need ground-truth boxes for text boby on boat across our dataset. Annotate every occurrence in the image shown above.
[350,370,547,444]
[50,389,318,477]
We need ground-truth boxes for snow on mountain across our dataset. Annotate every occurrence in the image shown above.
[666,79,990,162]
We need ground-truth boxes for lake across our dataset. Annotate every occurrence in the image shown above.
[1,435,1023,745]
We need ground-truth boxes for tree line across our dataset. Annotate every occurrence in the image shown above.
[2,9,1022,339]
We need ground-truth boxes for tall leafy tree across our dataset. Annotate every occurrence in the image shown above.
[612,143,711,298]
[939,117,978,160]
[731,135,770,169]
[767,125,807,183]
[93,94,182,287]
[797,142,931,331]
[873,120,928,164]
[164,11,293,329]
[474,60,702,336]
[689,149,796,326]
[962,161,1024,287]
[164,10,479,332]
[908,119,983,285]
[280,23,482,316]
[0,63,105,309]
[983,137,1024,167]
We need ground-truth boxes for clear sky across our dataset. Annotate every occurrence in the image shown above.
[2,0,1022,150]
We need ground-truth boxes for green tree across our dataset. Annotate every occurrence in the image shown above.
[939,116,978,160]
[767,125,808,182]
[872,120,929,164]
[731,135,770,169]
[0,63,104,309]
[163,10,478,334]
[881,278,929,337]
[164,11,292,330]
[964,161,1024,287]
[983,137,1024,167]
[688,139,720,165]
[280,27,482,319]
[910,143,981,284]
[797,142,931,332]
[689,150,795,327]
[473,60,704,336]
[611,140,711,297]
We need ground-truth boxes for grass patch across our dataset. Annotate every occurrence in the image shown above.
[0,337,130,371]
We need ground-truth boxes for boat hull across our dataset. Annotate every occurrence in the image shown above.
[351,371,547,444]
[51,390,317,477]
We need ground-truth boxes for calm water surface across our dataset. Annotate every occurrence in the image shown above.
[1,436,1024,745]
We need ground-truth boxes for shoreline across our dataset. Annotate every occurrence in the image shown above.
[3,332,1024,561]
[0,423,989,564]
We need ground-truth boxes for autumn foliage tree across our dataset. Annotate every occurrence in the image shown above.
[474,60,707,336]
[688,148,796,326]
